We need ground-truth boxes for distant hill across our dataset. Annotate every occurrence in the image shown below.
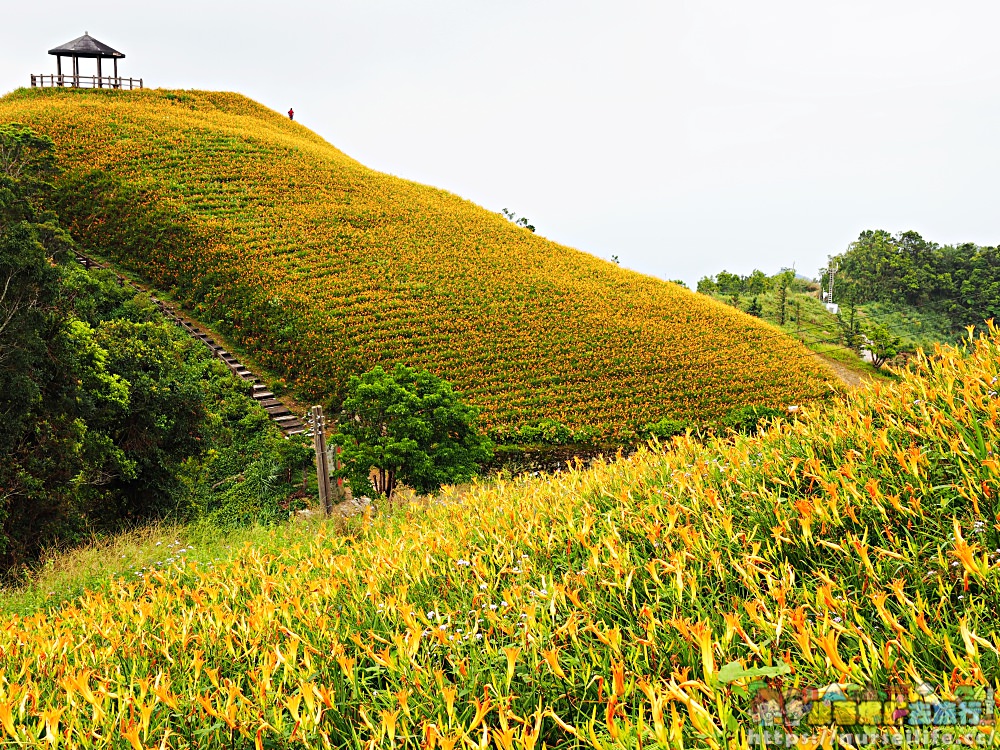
[0,88,835,439]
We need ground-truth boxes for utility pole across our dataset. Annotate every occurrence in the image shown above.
[311,406,332,516]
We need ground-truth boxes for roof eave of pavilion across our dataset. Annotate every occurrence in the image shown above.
[48,34,125,59]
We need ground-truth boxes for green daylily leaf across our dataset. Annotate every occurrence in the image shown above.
[717,661,792,684]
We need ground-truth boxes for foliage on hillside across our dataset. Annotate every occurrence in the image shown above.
[0,88,835,440]
[1,324,997,747]
[0,123,309,571]
[829,229,1000,335]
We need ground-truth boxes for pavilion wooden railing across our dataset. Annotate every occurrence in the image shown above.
[30,74,143,90]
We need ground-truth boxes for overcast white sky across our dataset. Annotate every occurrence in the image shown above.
[3,1,999,288]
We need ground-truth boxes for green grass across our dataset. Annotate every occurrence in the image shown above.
[708,288,897,380]
[0,516,344,617]
[860,300,957,348]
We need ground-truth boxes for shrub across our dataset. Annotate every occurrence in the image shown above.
[637,417,691,442]
[719,404,786,435]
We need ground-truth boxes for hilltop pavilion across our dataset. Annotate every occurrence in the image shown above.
[31,32,142,90]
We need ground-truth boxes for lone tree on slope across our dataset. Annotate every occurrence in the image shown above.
[333,364,493,500]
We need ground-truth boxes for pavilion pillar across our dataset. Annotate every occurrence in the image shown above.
[56,55,62,86]
[114,58,119,88]
[97,57,103,87]
[73,55,79,87]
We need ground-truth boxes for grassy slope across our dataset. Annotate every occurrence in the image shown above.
[0,88,834,439]
[0,519,334,617]
[860,301,957,349]
[1,328,997,747]
[710,288,897,381]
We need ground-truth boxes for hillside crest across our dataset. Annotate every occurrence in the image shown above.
[0,87,834,439]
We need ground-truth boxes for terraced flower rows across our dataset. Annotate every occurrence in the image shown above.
[1,326,998,747]
[0,88,834,438]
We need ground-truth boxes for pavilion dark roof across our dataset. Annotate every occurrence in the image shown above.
[48,33,125,59]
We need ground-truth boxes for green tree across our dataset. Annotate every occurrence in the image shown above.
[715,270,743,296]
[745,269,768,295]
[0,123,94,563]
[333,364,493,499]
[0,123,307,568]
[773,269,794,326]
[696,276,718,294]
[864,322,904,370]
[838,301,864,352]
[745,296,762,317]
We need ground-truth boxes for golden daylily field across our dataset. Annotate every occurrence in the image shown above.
[2,328,998,747]
[0,87,835,439]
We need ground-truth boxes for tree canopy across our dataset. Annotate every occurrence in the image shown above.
[0,123,308,571]
[333,364,493,499]
[827,229,1000,332]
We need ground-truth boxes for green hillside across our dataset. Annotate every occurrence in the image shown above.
[0,88,835,439]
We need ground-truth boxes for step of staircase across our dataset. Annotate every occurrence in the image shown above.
[72,251,306,441]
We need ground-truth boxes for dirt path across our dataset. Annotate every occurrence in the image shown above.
[817,354,867,388]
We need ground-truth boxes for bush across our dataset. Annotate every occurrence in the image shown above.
[719,404,786,435]
[488,418,600,447]
[638,417,690,442]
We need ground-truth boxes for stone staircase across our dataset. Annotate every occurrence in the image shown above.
[74,253,307,437]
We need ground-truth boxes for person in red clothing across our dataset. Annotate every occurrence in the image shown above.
[288,108,295,121]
